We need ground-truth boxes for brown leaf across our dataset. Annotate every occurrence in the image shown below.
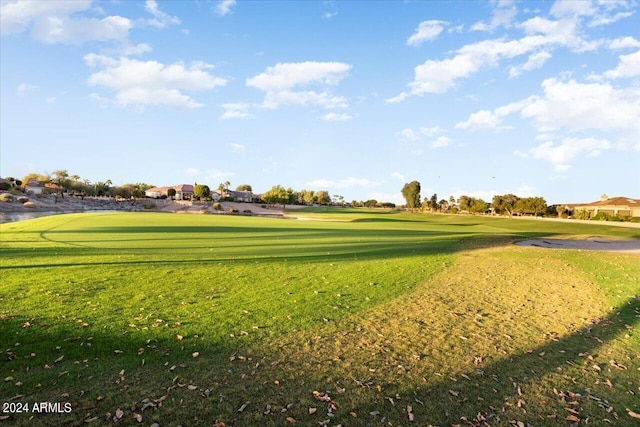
[627,409,640,419]
[449,390,460,397]
[565,407,579,415]
[187,385,197,390]
[308,407,317,414]
[114,409,123,420]
[192,352,199,358]
[237,402,249,412]
[133,413,142,423]
[286,416,296,423]
[565,415,580,422]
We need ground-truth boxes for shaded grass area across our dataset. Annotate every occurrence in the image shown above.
[0,211,639,426]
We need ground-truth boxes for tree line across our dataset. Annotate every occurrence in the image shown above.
[402,180,549,216]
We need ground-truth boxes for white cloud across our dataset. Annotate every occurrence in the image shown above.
[406,20,448,46]
[322,112,351,121]
[185,168,200,175]
[0,0,133,44]
[215,0,236,17]
[398,128,420,142]
[520,78,640,136]
[84,54,227,109]
[204,169,235,182]
[305,177,382,190]
[229,143,248,152]
[220,103,254,120]
[509,50,552,77]
[389,1,635,102]
[323,11,338,19]
[603,50,640,79]
[391,172,406,181]
[456,109,506,131]
[17,83,37,96]
[247,61,351,110]
[143,0,181,29]
[517,137,612,170]
[471,0,517,32]
[431,136,453,148]
[608,36,640,50]
[420,125,446,136]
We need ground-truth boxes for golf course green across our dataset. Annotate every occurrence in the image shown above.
[1,210,639,426]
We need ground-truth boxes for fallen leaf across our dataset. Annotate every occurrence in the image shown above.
[192,352,199,358]
[286,416,296,423]
[237,402,249,412]
[133,413,142,423]
[449,390,460,397]
[187,385,197,391]
[565,415,580,422]
[114,409,123,420]
[627,409,640,419]
[308,407,317,414]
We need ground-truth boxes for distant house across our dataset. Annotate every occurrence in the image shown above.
[174,184,194,201]
[564,196,640,218]
[145,186,171,199]
[227,190,254,203]
[25,178,43,195]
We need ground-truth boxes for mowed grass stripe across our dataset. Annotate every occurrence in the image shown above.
[0,211,638,426]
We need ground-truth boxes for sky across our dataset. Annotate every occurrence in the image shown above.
[1,0,639,205]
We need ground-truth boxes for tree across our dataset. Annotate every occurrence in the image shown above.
[236,184,252,192]
[364,199,378,208]
[470,198,488,214]
[401,181,421,210]
[262,185,290,207]
[429,193,438,211]
[458,195,471,212]
[193,184,211,200]
[492,194,519,217]
[52,169,70,192]
[167,188,176,199]
[514,197,547,216]
[315,190,331,205]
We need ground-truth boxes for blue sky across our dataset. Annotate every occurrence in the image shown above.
[1,0,639,205]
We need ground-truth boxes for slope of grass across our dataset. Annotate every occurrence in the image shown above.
[1,211,638,426]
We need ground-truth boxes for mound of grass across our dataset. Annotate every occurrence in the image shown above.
[0,211,638,425]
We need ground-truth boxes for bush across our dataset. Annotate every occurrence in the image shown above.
[23,201,36,208]
[0,193,13,202]
[212,202,222,210]
[18,196,29,203]
[142,203,155,210]
[227,208,239,214]
[243,209,252,214]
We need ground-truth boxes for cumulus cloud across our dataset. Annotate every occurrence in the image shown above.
[608,36,640,50]
[143,0,181,29]
[603,50,640,79]
[509,50,552,77]
[431,136,453,148]
[389,1,633,102]
[220,103,254,120]
[215,0,236,16]
[246,61,351,110]
[516,137,612,170]
[471,0,517,32]
[0,0,132,44]
[322,112,351,121]
[406,20,448,46]
[458,78,640,140]
[84,54,227,109]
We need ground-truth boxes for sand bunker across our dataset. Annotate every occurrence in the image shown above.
[515,236,640,253]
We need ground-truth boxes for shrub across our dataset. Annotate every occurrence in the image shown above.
[143,203,155,210]
[0,193,13,202]
[212,202,222,210]
[227,208,239,213]
[591,212,611,221]
[243,209,252,214]
[23,201,36,208]
[18,196,29,203]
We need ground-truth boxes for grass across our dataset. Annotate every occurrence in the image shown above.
[0,209,639,426]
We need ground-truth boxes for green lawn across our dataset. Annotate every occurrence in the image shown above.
[1,210,639,426]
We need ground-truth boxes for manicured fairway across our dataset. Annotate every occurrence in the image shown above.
[1,210,639,426]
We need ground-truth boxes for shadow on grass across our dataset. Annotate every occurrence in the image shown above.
[222,297,640,426]
[0,231,557,270]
